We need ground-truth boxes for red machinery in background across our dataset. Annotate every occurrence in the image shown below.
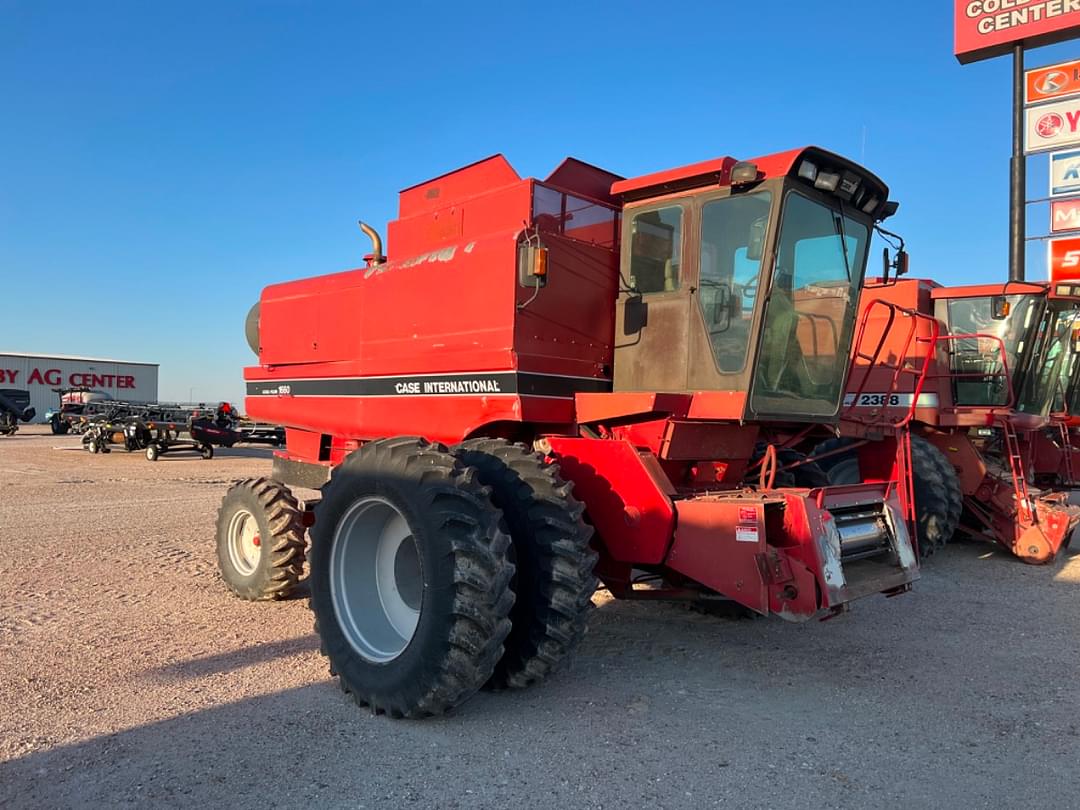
[818,278,1080,563]
[217,147,920,717]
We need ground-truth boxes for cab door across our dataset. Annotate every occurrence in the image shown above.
[613,202,692,392]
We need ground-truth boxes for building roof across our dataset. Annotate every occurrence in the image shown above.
[0,351,158,367]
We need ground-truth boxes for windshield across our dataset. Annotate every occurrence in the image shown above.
[750,191,868,416]
[1036,308,1080,419]
[1067,341,1080,417]
[946,294,1042,407]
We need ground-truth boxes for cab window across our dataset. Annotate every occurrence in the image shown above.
[628,206,682,294]
[697,192,772,373]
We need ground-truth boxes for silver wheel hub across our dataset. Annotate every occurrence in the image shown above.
[227,508,262,577]
[329,496,422,663]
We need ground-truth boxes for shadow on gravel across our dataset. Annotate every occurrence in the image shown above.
[0,685,354,809]
[148,634,320,681]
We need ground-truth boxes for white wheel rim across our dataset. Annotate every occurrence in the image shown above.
[227,508,261,576]
[329,496,422,663]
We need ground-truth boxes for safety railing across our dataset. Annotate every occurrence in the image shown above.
[843,299,941,428]
[919,332,1017,415]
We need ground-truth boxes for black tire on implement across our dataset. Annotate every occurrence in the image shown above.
[215,477,307,600]
[748,444,830,488]
[812,436,952,559]
[453,437,598,690]
[776,448,830,488]
[913,435,962,542]
[308,437,515,717]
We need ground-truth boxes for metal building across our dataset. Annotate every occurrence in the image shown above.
[0,352,159,423]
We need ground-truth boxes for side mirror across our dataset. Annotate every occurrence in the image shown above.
[1072,327,1080,354]
[882,246,910,283]
[623,295,648,335]
[895,249,909,277]
[991,295,1011,320]
[746,216,767,262]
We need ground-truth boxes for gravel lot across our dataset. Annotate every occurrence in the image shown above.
[2,425,1079,808]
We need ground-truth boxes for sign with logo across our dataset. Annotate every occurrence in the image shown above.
[1049,235,1080,280]
[1051,149,1080,195]
[1026,97,1080,153]
[1052,197,1080,232]
[1027,59,1080,104]
[956,2,1080,64]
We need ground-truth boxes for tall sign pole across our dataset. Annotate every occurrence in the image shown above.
[955,3,1080,281]
[1011,44,1025,282]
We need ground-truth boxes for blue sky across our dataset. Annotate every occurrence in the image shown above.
[1,1,1077,403]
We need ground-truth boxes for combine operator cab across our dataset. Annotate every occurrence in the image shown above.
[567,148,918,612]
[223,146,918,718]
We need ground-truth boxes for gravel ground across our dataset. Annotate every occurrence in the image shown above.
[1,425,1079,809]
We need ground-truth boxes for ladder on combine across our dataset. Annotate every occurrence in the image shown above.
[1001,419,1035,525]
[1058,422,1077,487]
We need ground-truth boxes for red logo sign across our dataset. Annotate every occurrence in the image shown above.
[956,1,1080,64]
[1049,236,1080,282]
[1052,198,1080,233]
[1037,113,1065,138]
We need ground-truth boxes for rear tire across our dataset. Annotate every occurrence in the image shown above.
[454,438,598,690]
[216,477,307,600]
[309,437,515,717]
[201,444,214,460]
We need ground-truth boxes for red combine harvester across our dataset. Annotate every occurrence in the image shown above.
[819,278,1080,563]
[217,148,920,717]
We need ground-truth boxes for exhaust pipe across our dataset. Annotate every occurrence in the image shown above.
[358,221,385,266]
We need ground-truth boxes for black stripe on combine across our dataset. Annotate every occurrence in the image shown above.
[246,371,611,399]
[517,373,611,397]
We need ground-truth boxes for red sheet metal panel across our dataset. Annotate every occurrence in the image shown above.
[546,437,675,565]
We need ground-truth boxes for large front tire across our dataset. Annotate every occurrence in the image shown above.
[216,477,307,600]
[309,437,515,717]
[454,438,598,690]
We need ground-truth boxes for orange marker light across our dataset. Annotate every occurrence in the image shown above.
[533,247,548,277]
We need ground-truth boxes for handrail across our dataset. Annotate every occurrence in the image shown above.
[921,332,1016,413]
[843,299,941,428]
